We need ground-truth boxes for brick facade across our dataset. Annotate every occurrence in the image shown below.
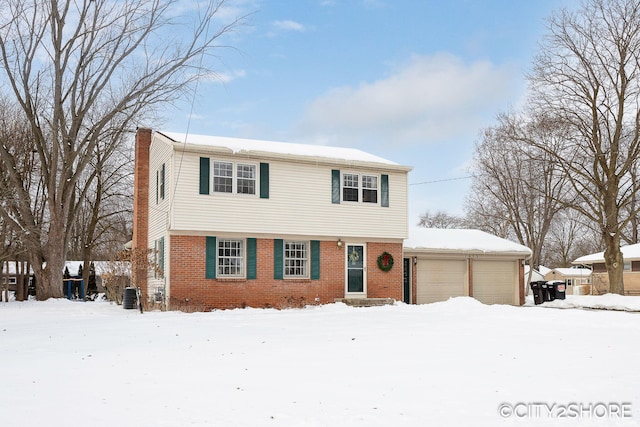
[168,235,403,310]
[132,128,151,302]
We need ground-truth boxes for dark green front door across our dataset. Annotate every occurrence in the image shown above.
[347,244,365,293]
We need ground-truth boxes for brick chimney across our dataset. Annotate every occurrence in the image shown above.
[132,127,152,302]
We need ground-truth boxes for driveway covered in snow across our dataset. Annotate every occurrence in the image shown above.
[1,296,638,426]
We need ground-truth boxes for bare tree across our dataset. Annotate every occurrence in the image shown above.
[418,210,466,229]
[525,0,640,294]
[0,0,245,299]
[466,112,569,272]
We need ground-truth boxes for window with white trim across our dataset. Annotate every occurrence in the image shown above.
[213,161,233,193]
[362,175,378,203]
[213,161,256,195]
[343,173,359,202]
[342,173,379,204]
[236,164,256,194]
[218,239,244,277]
[284,241,308,278]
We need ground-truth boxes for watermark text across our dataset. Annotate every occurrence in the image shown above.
[498,402,632,419]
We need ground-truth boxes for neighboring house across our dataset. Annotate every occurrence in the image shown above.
[523,265,545,290]
[543,267,592,295]
[1,262,34,291]
[572,244,640,295]
[132,129,412,310]
[403,228,532,305]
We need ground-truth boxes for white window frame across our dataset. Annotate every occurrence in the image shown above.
[342,172,379,205]
[213,161,234,194]
[212,161,257,196]
[236,163,256,195]
[342,173,359,202]
[284,241,309,278]
[217,239,245,278]
[362,175,378,204]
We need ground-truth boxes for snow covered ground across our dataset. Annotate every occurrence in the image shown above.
[1,295,639,427]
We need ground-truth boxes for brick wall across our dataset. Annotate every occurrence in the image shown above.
[132,128,152,301]
[169,236,404,310]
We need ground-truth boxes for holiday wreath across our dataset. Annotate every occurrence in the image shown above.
[377,251,394,272]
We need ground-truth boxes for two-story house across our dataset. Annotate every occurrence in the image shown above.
[132,128,412,310]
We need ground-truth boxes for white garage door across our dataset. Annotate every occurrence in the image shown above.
[472,260,516,305]
[416,259,467,304]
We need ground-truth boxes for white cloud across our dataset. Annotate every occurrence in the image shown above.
[200,69,247,84]
[272,20,306,32]
[295,53,522,147]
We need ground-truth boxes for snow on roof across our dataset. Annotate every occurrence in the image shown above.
[404,228,532,256]
[549,267,591,277]
[158,131,405,167]
[573,243,640,264]
[538,265,552,275]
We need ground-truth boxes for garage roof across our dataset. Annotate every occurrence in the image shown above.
[404,228,532,257]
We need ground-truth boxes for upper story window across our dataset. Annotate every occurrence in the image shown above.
[213,161,256,195]
[156,163,165,204]
[362,175,378,203]
[343,173,359,202]
[236,164,256,194]
[342,173,379,204]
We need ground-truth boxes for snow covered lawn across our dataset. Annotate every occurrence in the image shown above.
[1,296,639,426]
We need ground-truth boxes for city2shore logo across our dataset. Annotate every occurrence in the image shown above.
[498,402,632,419]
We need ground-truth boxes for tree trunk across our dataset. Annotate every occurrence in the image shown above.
[36,211,66,300]
[603,234,624,295]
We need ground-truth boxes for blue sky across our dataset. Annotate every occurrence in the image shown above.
[163,0,577,224]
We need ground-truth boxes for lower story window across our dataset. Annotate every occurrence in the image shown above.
[218,239,244,277]
[284,241,308,278]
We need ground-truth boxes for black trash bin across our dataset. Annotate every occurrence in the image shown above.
[123,287,138,309]
[541,281,556,302]
[530,281,546,305]
[550,281,566,300]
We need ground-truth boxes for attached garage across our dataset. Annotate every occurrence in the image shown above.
[404,228,532,306]
[415,259,467,304]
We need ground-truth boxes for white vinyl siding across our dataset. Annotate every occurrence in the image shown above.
[170,153,409,239]
[148,138,172,295]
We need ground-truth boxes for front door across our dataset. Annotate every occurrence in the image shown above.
[346,244,366,296]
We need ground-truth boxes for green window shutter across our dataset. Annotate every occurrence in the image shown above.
[247,238,257,280]
[331,170,340,204]
[160,163,165,199]
[274,239,283,280]
[156,170,159,204]
[159,236,165,277]
[199,157,210,195]
[205,236,217,279]
[260,163,269,199]
[311,240,320,280]
[381,174,389,207]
